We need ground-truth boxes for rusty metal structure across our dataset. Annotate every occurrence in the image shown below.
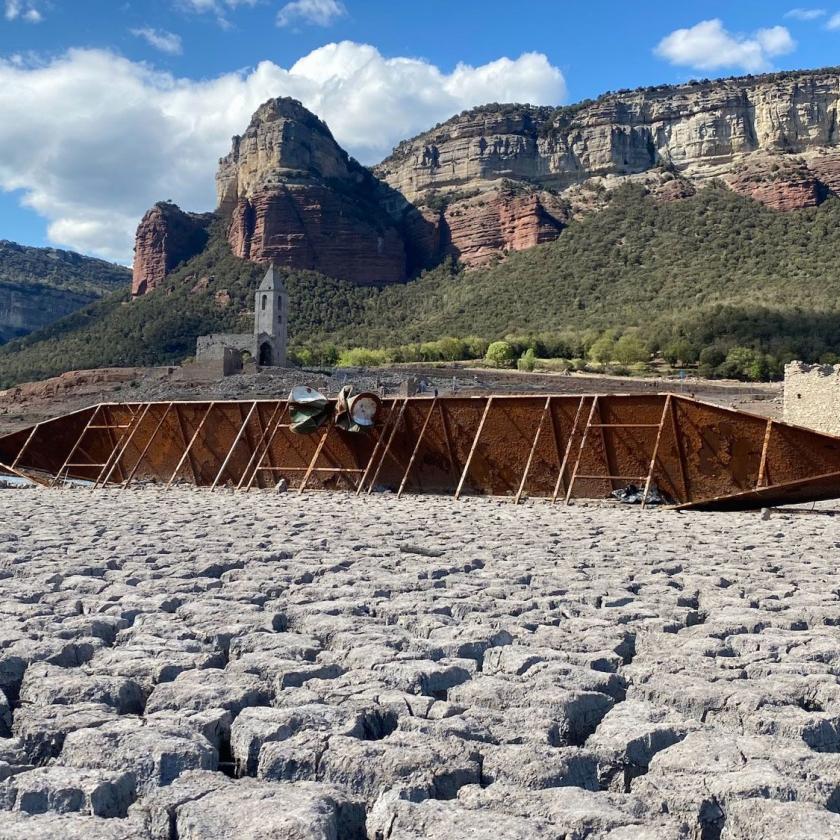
[2,393,840,511]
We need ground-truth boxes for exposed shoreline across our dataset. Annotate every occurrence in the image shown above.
[0,488,836,836]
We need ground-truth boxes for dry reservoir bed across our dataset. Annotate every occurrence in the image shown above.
[0,489,839,839]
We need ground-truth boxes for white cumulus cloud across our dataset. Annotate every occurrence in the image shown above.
[784,7,826,20]
[0,43,566,263]
[827,11,840,29]
[4,0,43,22]
[131,27,183,55]
[654,19,796,73]
[277,0,346,28]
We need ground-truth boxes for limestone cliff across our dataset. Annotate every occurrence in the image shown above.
[132,203,213,297]
[132,68,840,293]
[374,68,840,265]
[376,69,840,200]
[217,98,406,286]
[0,240,130,342]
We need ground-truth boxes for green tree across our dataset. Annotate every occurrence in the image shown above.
[698,346,726,378]
[463,336,489,359]
[613,333,648,366]
[485,340,516,368]
[588,333,616,368]
[662,339,697,366]
[337,347,391,367]
[517,347,537,371]
[717,346,767,381]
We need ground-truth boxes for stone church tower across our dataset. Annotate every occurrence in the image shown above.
[254,264,288,367]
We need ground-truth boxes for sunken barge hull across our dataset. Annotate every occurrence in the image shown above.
[2,393,840,511]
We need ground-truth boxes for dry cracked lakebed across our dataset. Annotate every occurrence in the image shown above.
[0,487,839,839]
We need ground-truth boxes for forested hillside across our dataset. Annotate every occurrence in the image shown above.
[2,185,840,387]
[0,240,131,344]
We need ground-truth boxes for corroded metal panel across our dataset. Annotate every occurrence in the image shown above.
[3,393,840,510]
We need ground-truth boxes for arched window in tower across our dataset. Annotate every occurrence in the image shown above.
[261,295,267,311]
[278,297,282,322]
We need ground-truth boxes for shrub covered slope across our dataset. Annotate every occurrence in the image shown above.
[2,186,840,386]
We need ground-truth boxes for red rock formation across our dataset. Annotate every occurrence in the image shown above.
[218,98,407,286]
[401,206,444,273]
[132,203,213,297]
[440,190,567,268]
[227,186,406,286]
[729,174,823,211]
[808,156,840,195]
[132,81,840,299]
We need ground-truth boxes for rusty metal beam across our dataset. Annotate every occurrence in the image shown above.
[240,401,286,491]
[298,424,333,494]
[397,397,438,498]
[120,402,174,489]
[455,396,493,500]
[355,400,398,496]
[211,401,257,491]
[52,405,103,487]
[439,400,457,475]
[10,422,40,471]
[564,397,599,505]
[96,404,151,489]
[166,403,214,488]
[669,396,689,504]
[641,395,671,509]
[757,419,773,489]
[365,398,409,496]
[0,461,49,486]
[173,404,199,485]
[552,396,584,504]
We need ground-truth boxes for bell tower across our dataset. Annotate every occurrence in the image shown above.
[254,264,288,367]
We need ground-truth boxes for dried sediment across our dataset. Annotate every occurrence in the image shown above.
[0,489,838,838]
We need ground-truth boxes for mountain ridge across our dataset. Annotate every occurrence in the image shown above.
[0,240,131,343]
[6,67,840,385]
[132,65,840,293]
[4,183,840,387]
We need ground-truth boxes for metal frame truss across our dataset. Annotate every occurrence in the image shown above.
[3,393,840,511]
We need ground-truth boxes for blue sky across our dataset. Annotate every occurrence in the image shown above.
[1,0,839,261]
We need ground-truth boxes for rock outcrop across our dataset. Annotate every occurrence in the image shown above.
[131,203,213,297]
[442,189,568,268]
[0,283,98,344]
[132,68,840,294]
[375,70,840,202]
[0,241,130,341]
[217,99,407,287]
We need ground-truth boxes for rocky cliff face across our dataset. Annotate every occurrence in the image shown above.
[376,70,840,200]
[374,69,840,264]
[132,68,840,294]
[217,98,407,286]
[0,283,96,343]
[0,240,130,341]
[132,203,213,297]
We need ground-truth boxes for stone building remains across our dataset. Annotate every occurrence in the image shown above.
[783,361,840,436]
[195,265,288,370]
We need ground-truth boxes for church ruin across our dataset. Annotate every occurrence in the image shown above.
[195,265,288,368]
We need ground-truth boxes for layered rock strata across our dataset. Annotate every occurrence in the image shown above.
[132,68,840,295]
[217,99,407,286]
[375,70,840,202]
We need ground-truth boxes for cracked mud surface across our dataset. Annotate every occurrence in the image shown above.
[0,488,839,839]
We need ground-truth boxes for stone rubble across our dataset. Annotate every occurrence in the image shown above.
[0,487,838,838]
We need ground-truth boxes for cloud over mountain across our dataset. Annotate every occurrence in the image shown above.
[655,19,795,73]
[0,43,566,262]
